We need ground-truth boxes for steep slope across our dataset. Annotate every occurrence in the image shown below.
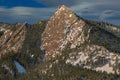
[0,23,27,58]
[0,21,47,79]
[16,21,47,68]
[41,5,120,74]
[41,5,87,61]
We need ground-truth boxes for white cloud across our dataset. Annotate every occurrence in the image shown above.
[11,7,32,16]
[99,10,114,20]
[70,2,94,11]
[0,0,120,25]
[0,7,5,11]
[70,2,97,16]
[99,10,120,20]
[0,6,56,23]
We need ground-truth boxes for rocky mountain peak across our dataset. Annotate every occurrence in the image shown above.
[55,5,73,14]
[52,5,79,25]
[41,6,120,74]
[41,5,87,61]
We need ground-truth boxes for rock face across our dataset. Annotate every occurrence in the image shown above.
[41,5,87,60]
[0,23,27,58]
[41,5,120,74]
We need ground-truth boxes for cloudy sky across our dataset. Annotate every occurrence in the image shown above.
[0,0,120,25]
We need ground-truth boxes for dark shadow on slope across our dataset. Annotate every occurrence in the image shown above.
[85,20,120,54]
[14,21,47,69]
[0,31,4,37]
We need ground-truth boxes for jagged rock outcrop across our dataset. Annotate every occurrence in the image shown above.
[41,5,87,60]
[41,5,120,74]
[0,23,27,58]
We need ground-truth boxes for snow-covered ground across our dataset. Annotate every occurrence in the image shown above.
[66,45,120,74]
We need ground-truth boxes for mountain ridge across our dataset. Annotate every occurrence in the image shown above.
[0,5,120,79]
[41,5,120,74]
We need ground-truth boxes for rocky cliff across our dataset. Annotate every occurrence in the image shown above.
[41,5,120,74]
[0,23,27,58]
